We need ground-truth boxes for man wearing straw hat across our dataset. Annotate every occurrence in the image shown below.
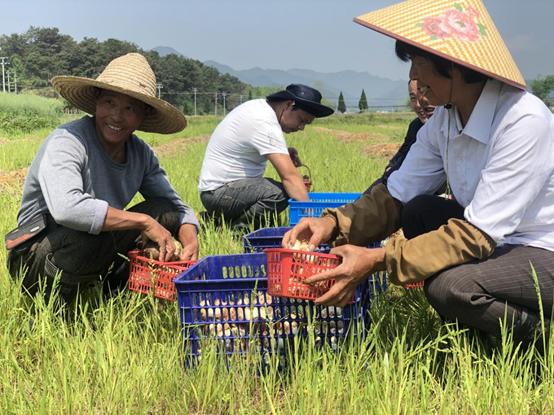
[285,0,554,349]
[5,52,199,304]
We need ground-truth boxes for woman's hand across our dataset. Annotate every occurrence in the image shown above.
[282,216,337,250]
[305,245,386,306]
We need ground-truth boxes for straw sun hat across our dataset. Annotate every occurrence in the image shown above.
[354,0,526,90]
[51,53,186,134]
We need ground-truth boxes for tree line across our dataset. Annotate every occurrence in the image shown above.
[0,27,254,114]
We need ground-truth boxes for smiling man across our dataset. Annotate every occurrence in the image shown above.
[5,53,199,305]
[198,84,334,230]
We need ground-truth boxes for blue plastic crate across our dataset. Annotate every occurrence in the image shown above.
[242,227,292,253]
[242,226,331,253]
[174,253,379,367]
[288,192,362,225]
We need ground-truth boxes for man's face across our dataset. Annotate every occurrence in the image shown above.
[408,80,419,113]
[95,90,147,149]
[409,79,435,123]
[279,103,315,133]
[417,87,436,122]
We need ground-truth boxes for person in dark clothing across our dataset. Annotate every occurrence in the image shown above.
[365,79,435,194]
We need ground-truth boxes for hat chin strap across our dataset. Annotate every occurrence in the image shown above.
[444,62,454,110]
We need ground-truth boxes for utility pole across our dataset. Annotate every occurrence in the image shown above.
[6,70,10,93]
[0,57,8,93]
[222,92,227,116]
[214,92,217,116]
[192,87,197,116]
[239,94,243,105]
[13,69,17,94]
[156,82,163,98]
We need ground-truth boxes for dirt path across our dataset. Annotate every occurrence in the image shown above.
[153,134,210,157]
[313,126,399,158]
[0,168,27,193]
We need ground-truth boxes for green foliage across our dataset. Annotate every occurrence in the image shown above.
[337,91,346,113]
[531,75,554,102]
[247,85,281,99]
[358,88,368,112]
[0,92,65,135]
[0,27,250,114]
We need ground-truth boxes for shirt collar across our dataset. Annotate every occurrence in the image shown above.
[440,79,501,145]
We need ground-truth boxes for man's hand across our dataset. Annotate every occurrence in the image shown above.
[304,245,386,306]
[142,217,178,262]
[177,223,199,261]
[282,216,337,250]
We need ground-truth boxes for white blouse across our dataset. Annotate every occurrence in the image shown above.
[388,79,554,250]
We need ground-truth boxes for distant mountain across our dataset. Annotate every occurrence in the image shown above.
[204,60,408,109]
[153,46,185,57]
[151,46,408,109]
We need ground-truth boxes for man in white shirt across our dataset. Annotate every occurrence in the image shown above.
[198,84,333,229]
[284,0,554,351]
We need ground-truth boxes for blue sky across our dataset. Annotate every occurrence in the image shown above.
[1,0,553,80]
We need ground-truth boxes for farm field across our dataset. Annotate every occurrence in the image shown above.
[1,94,553,414]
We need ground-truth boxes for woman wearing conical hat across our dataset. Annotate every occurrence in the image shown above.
[6,53,199,304]
[284,0,554,349]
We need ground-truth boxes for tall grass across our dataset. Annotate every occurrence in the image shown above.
[1,113,553,413]
[0,93,65,136]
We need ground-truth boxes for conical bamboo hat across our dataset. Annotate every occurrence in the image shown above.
[354,0,525,89]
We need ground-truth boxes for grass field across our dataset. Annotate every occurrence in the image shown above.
[1,98,553,414]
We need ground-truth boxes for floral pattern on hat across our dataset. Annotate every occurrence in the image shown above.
[418,2,487,42]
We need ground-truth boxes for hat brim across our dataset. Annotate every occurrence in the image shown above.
[353,0,526,90]
[353,18,526,90]
[51,76,187,134]
[266,90,334,117]
[294,100,334,118]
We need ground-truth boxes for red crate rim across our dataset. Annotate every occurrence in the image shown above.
[263,247,340,260]
[128,249,195,269]
[265,247,346,301]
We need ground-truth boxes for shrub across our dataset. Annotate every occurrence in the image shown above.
[0,92,65,135]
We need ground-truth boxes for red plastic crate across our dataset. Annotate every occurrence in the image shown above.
[127,250,195,301]
[265,248,344,301]
[405,281,424,289]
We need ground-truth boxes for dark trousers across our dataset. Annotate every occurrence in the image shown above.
[7,199,182,303]
[200,177,289,229]
[402,194,554,343]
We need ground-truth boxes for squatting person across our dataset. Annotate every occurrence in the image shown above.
[284,0,554,349]
[198,84,334,230]
[365,78,436,193]
[5,52,199,304]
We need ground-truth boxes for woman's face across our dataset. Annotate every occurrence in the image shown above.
[409,56,452,106]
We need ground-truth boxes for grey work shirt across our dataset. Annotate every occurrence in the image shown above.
[17,116,199,234]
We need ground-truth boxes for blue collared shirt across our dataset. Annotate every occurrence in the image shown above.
[388,79,554,250]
